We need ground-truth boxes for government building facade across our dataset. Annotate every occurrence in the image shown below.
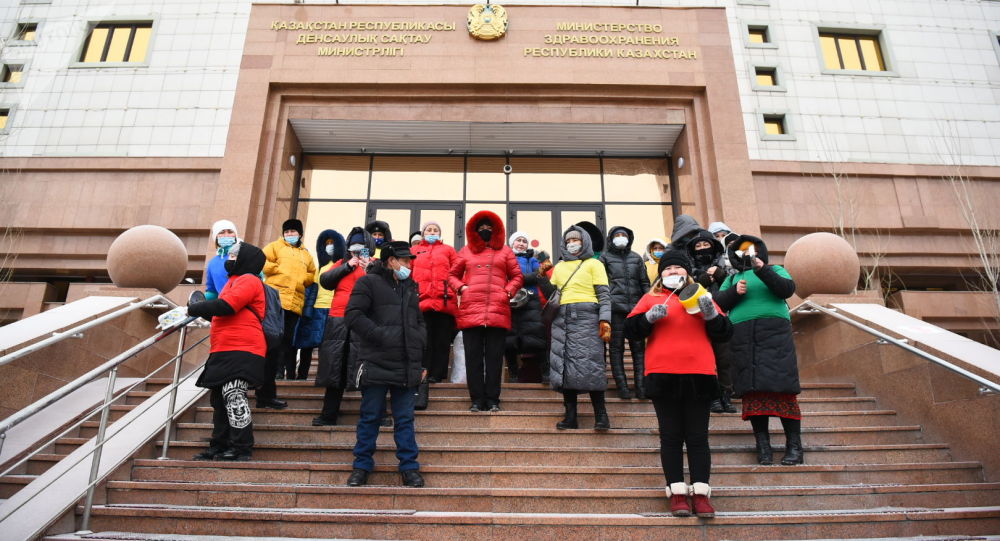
[1,0,998,338]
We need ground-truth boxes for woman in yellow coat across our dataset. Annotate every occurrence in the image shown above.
[258,219,316,409]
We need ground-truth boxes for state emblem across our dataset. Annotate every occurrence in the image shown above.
[468,4,508,41]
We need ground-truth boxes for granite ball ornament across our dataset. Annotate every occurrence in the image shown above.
[783,232,860,298]
[107,225,188,293]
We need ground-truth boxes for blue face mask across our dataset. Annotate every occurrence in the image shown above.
[394,265,411,280]
[217,236,236,248]
[425,235,440,244]
[374,237,385,246]
[284,235,300,245]
[652,250,665,259]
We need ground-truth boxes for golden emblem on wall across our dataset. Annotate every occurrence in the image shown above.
[468,4,508,41]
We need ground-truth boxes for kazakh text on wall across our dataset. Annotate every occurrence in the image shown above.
[271,20,456,57]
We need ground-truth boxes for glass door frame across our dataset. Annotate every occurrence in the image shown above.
[508,202,605,258]
[366,201,466,249]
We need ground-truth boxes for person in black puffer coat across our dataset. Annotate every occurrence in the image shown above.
[685,229,737,414]
[505,232,547,383]
[344,241,427,488]
[599,226,651,398]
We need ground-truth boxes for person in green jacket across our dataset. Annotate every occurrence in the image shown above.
[714,234,803,467]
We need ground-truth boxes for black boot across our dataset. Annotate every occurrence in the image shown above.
[720,390,737,413]
[506,352,520,383]
[709,398,724,413]
[592,391,610,431]
[632,357,646,399]
[754,431,773,465]
[556,394,578,430]
[781,430,804,465]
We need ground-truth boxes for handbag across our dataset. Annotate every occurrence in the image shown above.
[541,260,586,327]
[414,377,430,410]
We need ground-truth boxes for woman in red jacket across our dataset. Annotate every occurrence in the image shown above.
[188,241,268,462]
[626,249,733,518]
[448,211,524,412]
[411,221,458,383]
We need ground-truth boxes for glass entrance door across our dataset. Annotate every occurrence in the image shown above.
[366,202,465,248]
[508,203,604,259]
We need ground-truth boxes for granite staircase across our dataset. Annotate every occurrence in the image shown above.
[8,355,998,540]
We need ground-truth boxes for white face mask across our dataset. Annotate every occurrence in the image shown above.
[662,274,686,289]
[325,245,334,256]
[612,236,628,248]
[566,241,582,254]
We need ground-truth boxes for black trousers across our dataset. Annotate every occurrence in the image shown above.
[209,379,254,453]
[423,311,457,381]
[296,348,313,380]
[651,394,712,485]
[319,386,346,422]
[259,309,298,401]
[463,326,507,407]
[609,310,646,384]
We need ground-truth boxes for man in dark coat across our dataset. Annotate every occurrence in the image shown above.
[600,226,650,399]
[344,241,427,487]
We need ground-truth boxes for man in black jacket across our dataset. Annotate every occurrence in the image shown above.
[344,241,427,487]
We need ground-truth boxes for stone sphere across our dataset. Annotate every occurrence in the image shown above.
[783,232,860,298]
[107,225,188,293]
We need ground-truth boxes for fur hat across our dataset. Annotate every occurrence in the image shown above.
[281,219,303,236]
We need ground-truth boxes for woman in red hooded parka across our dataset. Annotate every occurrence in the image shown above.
[448,211,523,412]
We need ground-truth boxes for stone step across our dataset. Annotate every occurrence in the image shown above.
[129,459,988,488]
[150,440,957,466]
[104,422,924,448]
[127,392,879,413]
[197,408,903,430]
[104,479,1000,514]
[81,504,1000,539]
[45,534,375,541]
[0,474,34,498]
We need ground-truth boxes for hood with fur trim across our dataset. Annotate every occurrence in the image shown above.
[643,238,668,262]
[316,229,346,268]
[561,225,594,261]
[465,210,506,253]
[576,221,604,254]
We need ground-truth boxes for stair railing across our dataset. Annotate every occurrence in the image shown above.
[790,300,1000,394]
[0,311,210,536]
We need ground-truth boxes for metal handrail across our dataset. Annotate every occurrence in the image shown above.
[0,315,210,536]
[789,299,1000,393]
[0,294,179,367]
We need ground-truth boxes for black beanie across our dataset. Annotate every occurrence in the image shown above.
[348,232,365,245]
[657,248,693,276]
[281,219,304,236]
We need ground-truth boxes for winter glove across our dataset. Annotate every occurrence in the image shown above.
[698,295,719,320]
[599,321,612,342]
[645,303,667,323]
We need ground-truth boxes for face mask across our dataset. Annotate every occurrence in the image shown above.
[425,235,439,244]
[325,245,334,256]
[478,229,492,242]
[652,250,665,259]
[284,235,299,245]
[224,259,237,276]
[394,265,411,280]
[566,241,582,254]
[662,274,686,289]
[612,236,628,248]
[693,248,714,263]
[374,237,384,246]
[217,236,236,248]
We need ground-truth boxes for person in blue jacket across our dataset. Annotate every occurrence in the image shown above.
[205,219,239,300]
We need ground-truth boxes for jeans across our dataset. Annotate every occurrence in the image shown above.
[353,384,419,472]
[463,326,507,407]
[651,394,712,485]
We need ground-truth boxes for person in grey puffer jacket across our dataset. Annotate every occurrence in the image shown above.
[540,226,613,431]
[599,226,650,399]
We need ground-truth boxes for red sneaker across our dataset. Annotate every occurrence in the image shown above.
[691,482,715,518]
[667,483,691,517]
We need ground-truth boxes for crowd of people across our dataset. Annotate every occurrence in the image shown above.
[184,211,803,515]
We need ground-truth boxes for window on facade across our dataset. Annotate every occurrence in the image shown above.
[819,32,886,71]
[14,23,37,41]
[763,114,786,135]
[0,109,10,130]
[747,26,769,44]
[79,23,152,63]
[2,65,23,83]
[755,67,777,86]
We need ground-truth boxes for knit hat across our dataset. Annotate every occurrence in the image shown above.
[421,221,442,235]
[708,221,732,235]
[348,231,366,245]
[281,219,303,236]
[509,231,530,248]
[210,219,238,247]
[564,229,582,241]
[657,248,693,276]
[409,231,422,244]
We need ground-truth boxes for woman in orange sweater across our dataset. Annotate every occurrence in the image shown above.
[626,249,732,518]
